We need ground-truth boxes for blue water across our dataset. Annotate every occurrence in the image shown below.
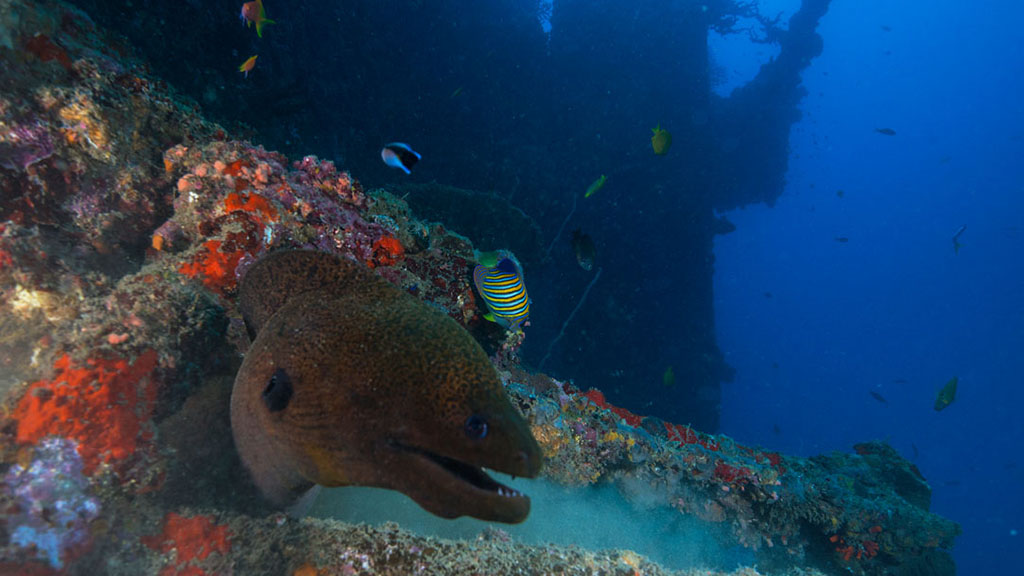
[713,1,1024,573]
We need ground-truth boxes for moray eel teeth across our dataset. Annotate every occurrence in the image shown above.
[231,250,542,523]
[391,439,526,500]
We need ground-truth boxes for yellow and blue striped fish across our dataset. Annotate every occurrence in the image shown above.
[473,258,530,330]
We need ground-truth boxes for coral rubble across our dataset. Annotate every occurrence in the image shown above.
[0,1,957,575]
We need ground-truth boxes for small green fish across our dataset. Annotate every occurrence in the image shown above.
[651,124,672,155]
[934,376,958,411]
[585,174,606,198]
[475,250,502,268]
[662,366,675,388]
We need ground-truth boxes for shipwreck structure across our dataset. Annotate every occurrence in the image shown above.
[63,0,831,431]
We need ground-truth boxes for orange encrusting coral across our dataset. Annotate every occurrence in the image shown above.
[369,235,404,268]
[220,159,247,177]
[13,350,160,475]
[23,33,73,72]
[664,420,720,450]
[831,532,880,562]
[224,192,278,222]
[578,387,783,485]
[582,388,643,427]
[178,239,245,295]
[713,461,752,483]
[143,513,232,576]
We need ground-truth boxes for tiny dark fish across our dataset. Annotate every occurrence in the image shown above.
[381,142,421,174]
[869,390,888,404]
[836,189,845,198]
[773,424,781,435]
[570,228,596,271]
[763,291,773,299]
[834,236,849,243]
[880,25,892,32]
[875,128,897,136]
[952,224,966,255]
[891,378,909,384]
[912,443,919,459]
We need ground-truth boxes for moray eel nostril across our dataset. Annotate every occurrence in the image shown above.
[230,249,542,523]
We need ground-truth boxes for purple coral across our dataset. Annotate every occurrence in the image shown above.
[4,437,101,568]
[0,116,55,171]
[65,179,109,224]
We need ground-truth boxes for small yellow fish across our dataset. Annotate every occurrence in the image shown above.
[934,376,957,411]
[239,55,258,78]
[585,174,606,198]
[651,124,672,155]
[240,0,275,38]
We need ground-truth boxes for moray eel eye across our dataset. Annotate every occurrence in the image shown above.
[262,368,293,412]
[463,414,488,440]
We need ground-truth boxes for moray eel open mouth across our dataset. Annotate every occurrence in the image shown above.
[394,440,527,501]
[387,438,534,523]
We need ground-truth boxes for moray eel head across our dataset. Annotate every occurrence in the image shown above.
[231,250,542,523]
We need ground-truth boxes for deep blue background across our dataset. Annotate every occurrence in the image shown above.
[712,1,1024,573]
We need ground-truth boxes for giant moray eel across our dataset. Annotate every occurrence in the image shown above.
[231,250,542,523]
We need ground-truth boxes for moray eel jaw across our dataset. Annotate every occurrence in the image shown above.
[386,437,536,523]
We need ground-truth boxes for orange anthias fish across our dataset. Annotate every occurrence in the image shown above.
[240,0,275,38]
[239,55,258,78]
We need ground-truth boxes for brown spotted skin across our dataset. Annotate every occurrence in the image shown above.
[231,250,542,522]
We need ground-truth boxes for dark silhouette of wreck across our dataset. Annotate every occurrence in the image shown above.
[71,0,833,432]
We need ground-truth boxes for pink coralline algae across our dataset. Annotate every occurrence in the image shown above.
[290,155,366,207]
[163,143,416,298]
[3,437,101,569]
[0,116,55,171]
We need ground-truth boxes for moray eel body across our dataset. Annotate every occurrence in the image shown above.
[231,250,542,523]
